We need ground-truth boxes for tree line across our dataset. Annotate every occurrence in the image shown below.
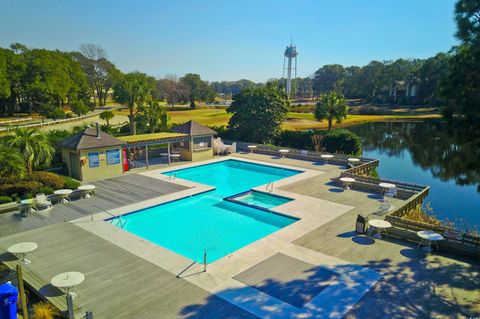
[0,44,216,117]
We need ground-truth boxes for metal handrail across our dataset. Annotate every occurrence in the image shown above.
[266,182,274,193]
[90,205,125,228]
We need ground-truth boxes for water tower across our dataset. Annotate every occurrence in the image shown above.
[283,42,299,97]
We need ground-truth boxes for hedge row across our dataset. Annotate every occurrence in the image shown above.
[0,171,81,202]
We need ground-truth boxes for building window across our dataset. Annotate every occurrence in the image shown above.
[106,149,121,165]
[88,152,99,168]
[192,136,211,150]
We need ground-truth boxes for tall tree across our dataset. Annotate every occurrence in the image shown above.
[113,72,151,135]
[359,61,385,102]
[227,84,288,143]
[157,78,187,107]
[74,44,121,106]
[136,100,170,133]
[99,110,114,126]
[416,53,450,105]
[441,0,480,137]
[0,51,10,103]
[180,73,214,108]
[312,64,345,96]
[314,91,348,131]
[4,128,54,173]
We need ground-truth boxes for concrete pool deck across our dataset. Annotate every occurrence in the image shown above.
[1,153,479,318]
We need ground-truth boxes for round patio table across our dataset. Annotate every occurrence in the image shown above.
[170,154,181,162]
[54,189,73,203]
[339,177,355,190]
[417,231,444,253]
[379,182,396,190]
[8,242,38,264]
[320,154,334,164]
[51,271,85,298]
[77,185,95,198]
[347,158,360,165]
[379,182,396,199]
[278,149,289,157]
[247,145,257,153]
[368,219,392,239]
[20,198,37,214]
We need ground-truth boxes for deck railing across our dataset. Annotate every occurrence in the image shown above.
[227,139,479,256]
[227,140,377,166]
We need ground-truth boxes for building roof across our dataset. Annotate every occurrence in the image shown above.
[58,127,126,150]
[118,132,188,144]
[171,120,217,136]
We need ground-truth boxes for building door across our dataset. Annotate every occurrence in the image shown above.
[69,152,80,180]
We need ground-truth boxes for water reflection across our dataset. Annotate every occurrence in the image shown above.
[350,121,480,190]
[349,121,480,228]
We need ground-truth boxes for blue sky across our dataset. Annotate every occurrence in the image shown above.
[1,0,458,82]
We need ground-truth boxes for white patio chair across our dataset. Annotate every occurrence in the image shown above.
[384,187,397,200]
[35,193,52,211]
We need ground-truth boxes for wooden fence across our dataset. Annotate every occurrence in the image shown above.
[386,215,480,255]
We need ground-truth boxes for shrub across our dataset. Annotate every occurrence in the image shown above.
[47,107,65,120]
[29,171,65,189]
[0,196,13,204]
[323,129,361,155]
[36,186,54,195]
[0,181,43,197]
[274,130,319,150]
[32,301,59,319]
[63,176,80,189]
[65,112,75,118]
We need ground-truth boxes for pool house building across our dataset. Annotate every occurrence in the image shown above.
[58,121,216,181]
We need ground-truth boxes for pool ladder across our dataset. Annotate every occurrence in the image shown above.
[90,205,126,229]
[266,181,274,193]
[169,172,176,180]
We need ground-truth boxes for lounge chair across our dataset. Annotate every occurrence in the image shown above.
[35,193,52,211]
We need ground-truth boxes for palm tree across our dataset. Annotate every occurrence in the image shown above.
[99,110,115,126]
[5,128,54,173]
[137,100,170,133]
[113,72,151,135]
[314,91,348,131]
[0,144,26,180]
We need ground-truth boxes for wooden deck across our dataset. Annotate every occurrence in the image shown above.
[0,174,188,238]
[0,154,478,318]
[234,153,480,318]
[0,223,256,319]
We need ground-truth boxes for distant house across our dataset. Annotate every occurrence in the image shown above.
[378,80,417,104]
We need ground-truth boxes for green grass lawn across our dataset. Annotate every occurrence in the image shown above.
[112,108,441,131]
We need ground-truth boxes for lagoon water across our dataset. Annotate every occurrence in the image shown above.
[349,121,480,230]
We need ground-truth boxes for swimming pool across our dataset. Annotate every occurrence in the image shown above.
[111,160,301,263]
[226,190,293,210]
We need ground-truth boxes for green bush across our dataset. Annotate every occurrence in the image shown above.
[0,181,43,197]
[63,176,80,189]
[274,130,319,150]
[65,112,75,118]
[47,107,65,120]
[28,171,65,189]
[323,129,361,155]
[0,196,13,204]
[36,186,54,195]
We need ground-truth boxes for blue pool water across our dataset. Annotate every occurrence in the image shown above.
[232,191,292,209]
[114,160,301,262]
